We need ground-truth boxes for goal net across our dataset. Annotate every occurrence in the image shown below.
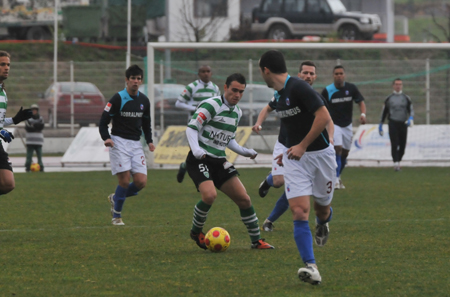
[146,42,450,167]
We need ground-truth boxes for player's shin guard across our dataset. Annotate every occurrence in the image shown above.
[113,185,128,218]
[267,192,289,222]
[294,220,315,264]
[335,155,342,177]
[126,182,140,197]
[191,200,211,233]
[240,206,261,243]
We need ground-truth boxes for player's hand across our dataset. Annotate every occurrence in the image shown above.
[248,149,258,159]
[378,123,384,136]
[148,143,156,152]
[406,116,414,127]
[251,124,262,134]
[192,148,206,160]
[12,107,33,124]
[360,113,366,125]
[0,129,14,143]
[287,144,306,161]
[104,139,114,147]
[274,153,283,166]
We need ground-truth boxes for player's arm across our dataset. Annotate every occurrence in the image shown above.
[227,139,257,159]
[358,101,366,124]
[287,106,331,160]
[252,103,274,134]
[175,99,196,112]
[99,94,119,147]
[406,95,414,127]
[176,85,196,111]
[379,97,389,136]
[4,107,33,126]
[142,98,154,151]
[326,120,334,145]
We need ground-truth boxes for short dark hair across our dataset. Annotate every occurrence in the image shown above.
[225,73,246,87]
[259,50,287,74]
[0,51,10,58]
[333,65,345,72]
[299,60,316,72]
[125,64,144,79]
[198,65,211,72]
[393,78,402,84]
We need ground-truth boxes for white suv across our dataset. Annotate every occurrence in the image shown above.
[251,0,381,40]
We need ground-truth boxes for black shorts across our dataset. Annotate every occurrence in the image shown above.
[0,143,13,171]
[186,150,239,190]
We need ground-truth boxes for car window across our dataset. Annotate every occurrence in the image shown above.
[240,86,275,103]
[327,0,346,13]
[262,0,282,12]
[44,84,54,98]
[319,0,331,13]
[284,0,305,12]
[307,0,321,13]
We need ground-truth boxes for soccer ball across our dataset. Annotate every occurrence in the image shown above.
[205,227,231,252]
[30,163,41,172]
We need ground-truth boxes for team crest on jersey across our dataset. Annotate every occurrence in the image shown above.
[140,104,144,110]
[182,89,187,96]
[345,90,349,95]
[104,102,112,112]
[287,185,290,192]
[203,172,210,178]
[286,98,290,106]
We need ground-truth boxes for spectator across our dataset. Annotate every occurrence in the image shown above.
[24,104,45,172]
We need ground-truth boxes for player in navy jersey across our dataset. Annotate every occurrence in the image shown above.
[254,60,334,232]
[322,65,366,189]
[99,65,155,226]
[259,51,336,285]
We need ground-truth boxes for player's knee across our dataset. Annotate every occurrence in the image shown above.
[272,179,284,188]
[0,183,15,195]
[202,192,217,204]
[134,180,147,189]
[290,205,309,220]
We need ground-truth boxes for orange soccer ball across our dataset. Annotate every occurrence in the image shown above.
[30,163,41,172]
[205,227,231,252]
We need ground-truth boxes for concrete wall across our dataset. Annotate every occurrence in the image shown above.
[7,137,74,155]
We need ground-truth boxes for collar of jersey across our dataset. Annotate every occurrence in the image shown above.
[221,95,235,112]
[275,74,290,102]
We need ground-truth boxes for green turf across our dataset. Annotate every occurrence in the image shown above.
[1,167,449,296]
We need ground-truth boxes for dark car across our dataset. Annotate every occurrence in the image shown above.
[251,0,381,40]
[38,82,106,126]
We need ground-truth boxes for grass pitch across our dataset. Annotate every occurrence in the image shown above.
[1,167,449,296]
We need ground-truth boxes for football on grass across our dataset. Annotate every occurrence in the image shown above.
[205,227,231,252]
[30,163,41,172]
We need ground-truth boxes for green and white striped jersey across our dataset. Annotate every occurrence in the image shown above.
[0,86,8,130]
[178,80,220,107]
[187,96,242,158]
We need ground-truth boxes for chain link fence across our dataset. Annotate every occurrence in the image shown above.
[5,59,450,129]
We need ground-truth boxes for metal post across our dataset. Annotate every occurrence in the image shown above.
[160,60,165,132]
[164,0,171,80]
[126,0,131,69]
[146,42,155,168]
[53,0,59,128]
[70,61,74,136]
[248,59,253,127]
[426,58,430,125]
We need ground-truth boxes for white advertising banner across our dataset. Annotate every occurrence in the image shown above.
[348,124,450,162]
[61,127,110,165]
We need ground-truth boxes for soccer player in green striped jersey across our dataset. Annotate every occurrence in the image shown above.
[186,73,274,250]
[175,65,220,183]
[0,51,33,195]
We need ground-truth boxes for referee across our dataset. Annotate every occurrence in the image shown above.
[379,78,414,171]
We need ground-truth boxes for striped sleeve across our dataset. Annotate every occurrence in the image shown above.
[187,98,221,131]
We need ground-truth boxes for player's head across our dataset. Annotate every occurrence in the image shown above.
[125,64,144,80]
[333,65,345,87]
[393,78,403,92]
[198,65,212,83]
[259,50,287,88]
[224,73,246,106]
[298,60,317,86]
[125,65,143,94]
[259,50,287,74]
[0,51,11,83]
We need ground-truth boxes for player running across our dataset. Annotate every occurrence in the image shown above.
[186,73,274,250]
[99,65,155,226]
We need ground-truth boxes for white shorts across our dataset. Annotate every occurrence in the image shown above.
[283,145,337,206]
[334,124,353,150]
[109,135,147,176]
[271,140,285,176]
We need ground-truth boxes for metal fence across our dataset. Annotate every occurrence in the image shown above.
[6,59,450,130]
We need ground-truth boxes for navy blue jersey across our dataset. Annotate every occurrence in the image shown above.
[276,76,330,151]
[99,88,153,143]
[321,82,364,127]
[268,91,287,145]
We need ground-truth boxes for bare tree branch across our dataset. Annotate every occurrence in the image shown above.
[423,28,443,43]
[431,11,449,39]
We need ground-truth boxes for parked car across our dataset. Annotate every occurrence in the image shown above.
[251,0,381,40]
[38,82,106,126]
